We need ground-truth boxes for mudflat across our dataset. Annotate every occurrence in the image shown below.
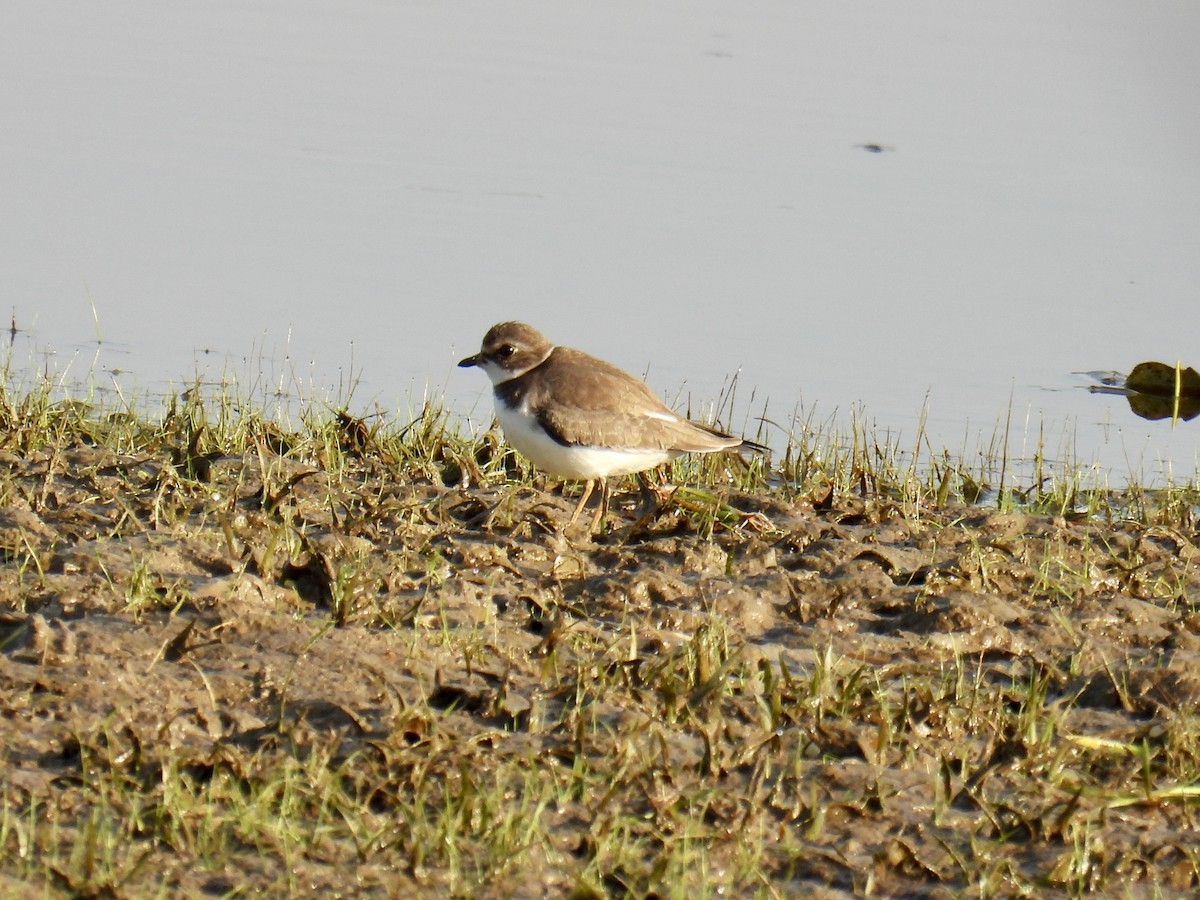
[1,400,1198,897]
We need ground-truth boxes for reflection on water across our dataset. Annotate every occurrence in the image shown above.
[0,316,370,431]
[1086,362,1200,424]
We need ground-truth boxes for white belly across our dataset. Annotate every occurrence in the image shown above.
[496,401,673,479]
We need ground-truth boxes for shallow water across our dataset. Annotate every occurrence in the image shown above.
[3,0,1198,483]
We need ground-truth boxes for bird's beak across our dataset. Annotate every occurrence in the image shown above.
[458,353,481,368]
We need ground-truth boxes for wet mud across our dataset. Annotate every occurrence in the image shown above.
[1,438,1198,896]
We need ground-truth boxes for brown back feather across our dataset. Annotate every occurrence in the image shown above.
[503,346,749,453]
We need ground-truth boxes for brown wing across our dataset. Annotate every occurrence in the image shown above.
[525,347,746,453]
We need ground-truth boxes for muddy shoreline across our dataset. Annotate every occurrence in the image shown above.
[1,427,1198,896]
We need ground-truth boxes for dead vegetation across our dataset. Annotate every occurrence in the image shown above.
[0,382,1198,897]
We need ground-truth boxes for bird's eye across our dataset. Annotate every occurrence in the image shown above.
[497,344,516,359]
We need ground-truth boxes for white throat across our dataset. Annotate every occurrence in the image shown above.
[480,345,555,385]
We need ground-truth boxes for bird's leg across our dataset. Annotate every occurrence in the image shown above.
[566,479,595,530]
[588,478,609,533]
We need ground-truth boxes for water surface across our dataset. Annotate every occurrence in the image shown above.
[3,0,1198,482]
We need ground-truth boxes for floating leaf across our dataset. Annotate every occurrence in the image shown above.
[1126,361,1200,399]
[1104,361,1200,422]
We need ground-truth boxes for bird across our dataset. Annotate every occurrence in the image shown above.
[458,321,766,532]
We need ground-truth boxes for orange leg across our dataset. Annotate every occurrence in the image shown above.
[566,479,596,530]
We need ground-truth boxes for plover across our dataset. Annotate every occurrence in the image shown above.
[459,321,765,531]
